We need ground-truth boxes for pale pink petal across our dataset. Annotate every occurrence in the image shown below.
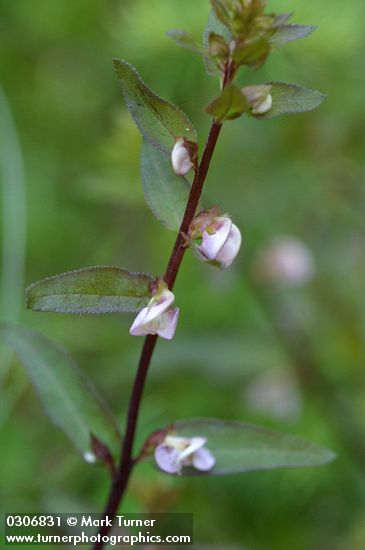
[192,447,216,471]
[143,289,175,324]
[179,437,207,462]
[156,308,179,340]
[129,307,150,336]
[155,445,181,474]
[216,223,242,268]
[271,238,315,285]
[198,218,232,260]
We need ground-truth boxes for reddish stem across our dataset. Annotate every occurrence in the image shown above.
[92,62,235,550]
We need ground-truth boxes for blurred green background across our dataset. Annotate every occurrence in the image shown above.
[1,0,365,548]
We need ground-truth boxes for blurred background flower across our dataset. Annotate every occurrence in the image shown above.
[253,236,315,287]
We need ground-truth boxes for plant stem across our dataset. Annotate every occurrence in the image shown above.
[93,115,224,550]
[93,58,236,550]
[165,121,222,287]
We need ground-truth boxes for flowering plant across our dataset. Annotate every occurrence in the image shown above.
[0,2,335,548]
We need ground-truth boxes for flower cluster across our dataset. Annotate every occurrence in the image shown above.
[130,206,242,339]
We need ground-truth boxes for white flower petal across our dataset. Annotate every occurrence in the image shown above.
[164,435,190,450]
[129,307,150,336]
[179,437,207,462]
[155,445,181,474]
[192,447,216,471]
[252,93,273,115]
[143,289,175,324]
[198,217,232,260]
[156,308,179,340]
[216,223,242,268]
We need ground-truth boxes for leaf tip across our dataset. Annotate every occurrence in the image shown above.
[318,91,328,104]
[320,447,337,465]
[112,58,130,77]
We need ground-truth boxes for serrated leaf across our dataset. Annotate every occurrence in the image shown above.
[210,0,231,28]
[167,29,204,54]
[203,9,233,75]
[0,323,121,461]
[141,140,190,231]
[205,84,248,121]
[269,25,316,47]
[171,418,336,475]
[255,82,327,119]
[204,8,233,45]
[26,266,154,315]
[113,59,197,154]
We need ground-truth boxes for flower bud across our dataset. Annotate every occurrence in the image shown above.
[155,434,215,475]
[130,282,179,340]
[171,138,194,176]
[252,93,272,115]
[191,210,242,269]
[241,85,273,115]
[83,451,97,464]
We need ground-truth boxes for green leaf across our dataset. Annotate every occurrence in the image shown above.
[233,36,271,68]
[172,418,336,475]
[141,140,190,231]
[272,12,293,26]
[26,266,154,315]
[113,59,197,154]
[205,84,248,121]
[0,323,121,461]
[255,82,327,119]
[204,8,233,45]
[210,0,231,29]
[269,25,316,47]
[166,29,204,53]
[203,9,233,75]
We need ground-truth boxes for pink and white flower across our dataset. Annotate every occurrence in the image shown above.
[195,215,242,269]
[255,236,315,286]
[171,138,194,176]
[130,285,179,340]
[155,435,216,475]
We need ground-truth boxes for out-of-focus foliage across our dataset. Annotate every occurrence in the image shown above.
[0,323,121,461]
[1,0,365,549]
